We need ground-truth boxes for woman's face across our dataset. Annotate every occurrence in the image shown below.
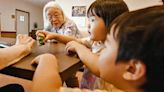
[47,7,64,28]
[88,14,107,41]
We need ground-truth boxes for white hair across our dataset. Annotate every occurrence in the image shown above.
[43,1,68,29]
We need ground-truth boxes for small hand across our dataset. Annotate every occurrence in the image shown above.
[15,34,35,52]
[31,53,58,69]
[16,34,34,45]
[65,41,84,55]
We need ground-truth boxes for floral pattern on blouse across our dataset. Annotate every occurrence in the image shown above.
[45,19,81,38]
[79,40,105,90]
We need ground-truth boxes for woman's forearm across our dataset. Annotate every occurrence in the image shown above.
[55,34,77,44]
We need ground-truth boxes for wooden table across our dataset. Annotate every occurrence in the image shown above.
[0,38,83,81]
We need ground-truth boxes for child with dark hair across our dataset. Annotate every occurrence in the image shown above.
[79,0,128,90]
[98,6,164,92]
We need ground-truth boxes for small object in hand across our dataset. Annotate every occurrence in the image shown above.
[38,33,45,46]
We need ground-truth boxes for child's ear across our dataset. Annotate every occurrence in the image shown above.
[122,60,146,81]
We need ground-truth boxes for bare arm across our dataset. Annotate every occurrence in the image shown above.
[32,54,62,92]
[54,33,77,44]
[65,41,100,76]
[0,45,30,65]
[0,35,35,68]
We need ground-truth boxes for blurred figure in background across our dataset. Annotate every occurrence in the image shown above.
[41,1,81,87]
[43,1,81,38]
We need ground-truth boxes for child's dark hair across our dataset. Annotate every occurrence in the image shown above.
[110,6,164,92]
[87,0,128,28]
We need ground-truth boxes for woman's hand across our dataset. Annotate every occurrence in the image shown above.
[36,30,57,42]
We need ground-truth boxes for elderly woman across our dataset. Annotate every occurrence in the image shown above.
[43,1,81,38]
[41,1,80,87]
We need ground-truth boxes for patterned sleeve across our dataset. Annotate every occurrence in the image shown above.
[64,20,82,38]
[59,87,109,92]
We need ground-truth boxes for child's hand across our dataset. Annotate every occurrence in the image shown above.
[31,53,57,64]
[16,34,35,45]
[65,41,84,55]
[36,30,57,42]
[15,34,35,53]
[31,53,59,69]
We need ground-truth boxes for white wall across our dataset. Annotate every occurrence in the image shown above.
[124,0,163,11]
[0,0,95,32]
[0,0,163,32]
[0,0,43,32]
[56,0,95,31]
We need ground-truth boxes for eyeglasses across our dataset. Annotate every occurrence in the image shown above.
[47,14,62,20]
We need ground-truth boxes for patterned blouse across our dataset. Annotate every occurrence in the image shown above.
[45,19,81,38]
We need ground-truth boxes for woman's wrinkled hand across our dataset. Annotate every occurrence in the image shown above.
[36,30,57,42]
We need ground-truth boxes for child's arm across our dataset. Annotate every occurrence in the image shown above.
[36,30,77,44]
[65,41,100,76]
[31,54,62,92]
[0,35,35,67]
